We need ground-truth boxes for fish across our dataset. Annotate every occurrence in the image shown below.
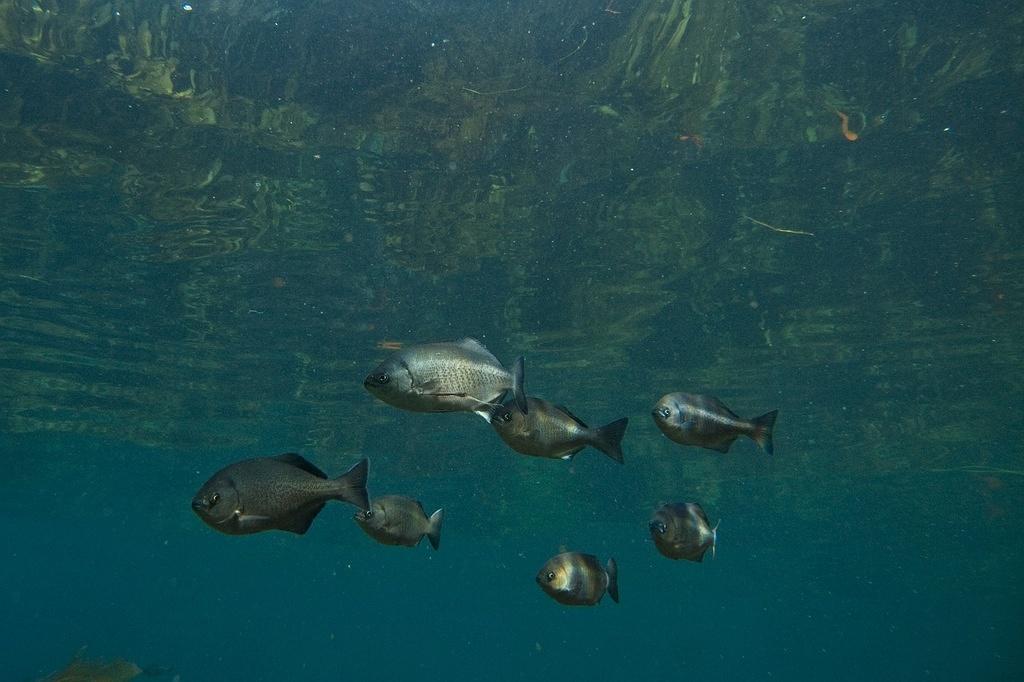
[354,494,444,550]
[40,648,143,682]
[652,392,777,455]
[363,337,527,418]
[192,453,369,535]
[536,552,619,606]
[488,398,627,463]
[649,502,718,562]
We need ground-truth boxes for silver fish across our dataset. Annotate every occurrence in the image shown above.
[536,552,618,606]
[354,494,444,550]
[192,454,369,535]
[649,502,718,562]
[652,392,777,455]
[488,398,627,463]
[364,337,527,418]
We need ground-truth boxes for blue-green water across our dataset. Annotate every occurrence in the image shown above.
[3,429,1021,680]
[1,0,1022,679]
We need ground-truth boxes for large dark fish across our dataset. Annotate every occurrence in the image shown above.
[536,552,619,606]
[652,392,777,455]
[649,502,718,562]
[363,337,527,418]
[192,454,369,535]
[488,398,627,464]
[354,494,444,550]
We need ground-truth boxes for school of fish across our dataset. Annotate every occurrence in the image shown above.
[191,337,778,606]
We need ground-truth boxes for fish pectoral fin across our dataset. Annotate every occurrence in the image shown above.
[411,379,442,395]
[233,512,274,531]
[420,387,481,400]
[418,388,468,398]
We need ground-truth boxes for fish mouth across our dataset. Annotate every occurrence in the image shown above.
[191,498,205,512]
[649,520,667,535]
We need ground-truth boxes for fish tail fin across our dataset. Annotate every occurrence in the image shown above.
[606,557,620,604]
[750,410,778,456]
[591,417,629,464]
[511,355,528,414]
[333,458,370,511]
[426,508,444,550]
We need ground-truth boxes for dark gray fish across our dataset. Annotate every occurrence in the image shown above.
[363,337,527,418]
[536,552,619,606]
[649,502,718,562]
[488,397,627,464]
[354,494,444,550]
[191,454,369,535]
[652,392,777,455]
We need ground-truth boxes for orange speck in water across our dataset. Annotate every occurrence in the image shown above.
[834,110,859,141]
[675,132,704,149]
[376,340,403,350]
[271,276,287,288]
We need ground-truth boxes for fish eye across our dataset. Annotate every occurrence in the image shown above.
[545,571,555,582]
[375,373,390,385]
[500,411,512,422]
[210,493,220,506]
[658,407,671,418]
[362,510,374,519]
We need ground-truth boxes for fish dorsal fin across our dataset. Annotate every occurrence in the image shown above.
[705,395,740,420]
[691,503,711,527]
[455,337,500,363]
[555,405,589,429]
[273,453,328,479]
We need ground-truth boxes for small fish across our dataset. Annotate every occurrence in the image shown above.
[649,502,718,562]
[363,337,527,418]
[354,494,444,550]
[488,398,627,463]
[652,392,777,455]
[536,552,619,606]
[192,454,369,535]
[41,648,143,682]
